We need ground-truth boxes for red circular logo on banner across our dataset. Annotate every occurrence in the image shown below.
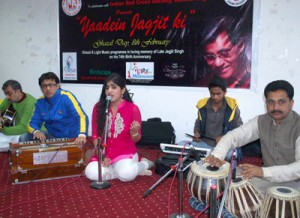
[62,0,82,16]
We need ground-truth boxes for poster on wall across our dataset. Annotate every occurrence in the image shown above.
[59,0,253,88]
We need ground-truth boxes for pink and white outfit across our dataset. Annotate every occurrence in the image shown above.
[85,100,150,182]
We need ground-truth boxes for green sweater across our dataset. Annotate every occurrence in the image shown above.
[0,93,36,135]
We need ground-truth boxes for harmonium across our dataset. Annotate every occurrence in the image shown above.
[9,138,88,184]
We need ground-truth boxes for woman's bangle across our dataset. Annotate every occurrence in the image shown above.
[131,132,139,137]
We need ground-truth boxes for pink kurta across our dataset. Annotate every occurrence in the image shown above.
[92,100,142,163]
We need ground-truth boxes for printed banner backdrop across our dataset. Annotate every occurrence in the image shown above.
[59,0,253,88]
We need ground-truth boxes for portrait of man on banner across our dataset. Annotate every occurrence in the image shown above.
[192,15,252,89]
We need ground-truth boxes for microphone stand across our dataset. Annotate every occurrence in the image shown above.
[170,155,192,218]
[144,148,201,218]
[143,156,189,198]
[209,180,217,218]
[216,149,236,218]
[90,110,111,190]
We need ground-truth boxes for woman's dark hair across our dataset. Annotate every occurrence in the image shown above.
[264,80,294,100]
[96,73,133,136]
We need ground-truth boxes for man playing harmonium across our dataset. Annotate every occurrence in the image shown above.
[19,72,89,146]
[205,80,300,184]
[0,80,36,152]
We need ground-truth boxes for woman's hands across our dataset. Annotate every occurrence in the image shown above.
[130,121,140,135]
[130,121,141,141]
[103,157,111,167]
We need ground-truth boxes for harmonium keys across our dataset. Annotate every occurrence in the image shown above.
[9,138,87,184]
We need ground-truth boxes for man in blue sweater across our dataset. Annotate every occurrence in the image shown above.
[19,72,88,146]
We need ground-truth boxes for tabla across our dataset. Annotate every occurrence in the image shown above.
[226,177,263,218]
[260,186,300,218]
[187,161,230,204]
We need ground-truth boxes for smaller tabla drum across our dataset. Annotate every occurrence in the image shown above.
[226,177,263,218]
[187,161,230,204]
[260,186,300,218]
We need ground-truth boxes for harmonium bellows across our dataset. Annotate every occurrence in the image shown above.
[9,138,87,184]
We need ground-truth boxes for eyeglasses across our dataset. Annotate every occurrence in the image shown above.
[266,99,288,106]
[204,46,234,62]
[41,83,57,89]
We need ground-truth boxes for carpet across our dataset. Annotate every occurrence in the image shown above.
[0,145,262,218]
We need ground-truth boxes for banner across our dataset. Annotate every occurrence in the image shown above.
[59,0,253,88]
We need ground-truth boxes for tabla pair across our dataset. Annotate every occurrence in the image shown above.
[187,161,300,218]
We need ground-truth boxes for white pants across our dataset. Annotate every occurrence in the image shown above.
[85,153,148,182]
[0,132,20,152]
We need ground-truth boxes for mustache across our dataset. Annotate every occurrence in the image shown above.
[271,110,283,114]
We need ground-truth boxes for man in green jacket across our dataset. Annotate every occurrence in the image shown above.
[0,80,36,152]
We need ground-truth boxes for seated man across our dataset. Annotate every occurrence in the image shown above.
[19,72,89,146]
[0,80,36,152]
[205,80,300,183]
[181,76,243,160]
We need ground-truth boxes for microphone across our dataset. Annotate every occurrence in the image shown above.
[105,96,112,114]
